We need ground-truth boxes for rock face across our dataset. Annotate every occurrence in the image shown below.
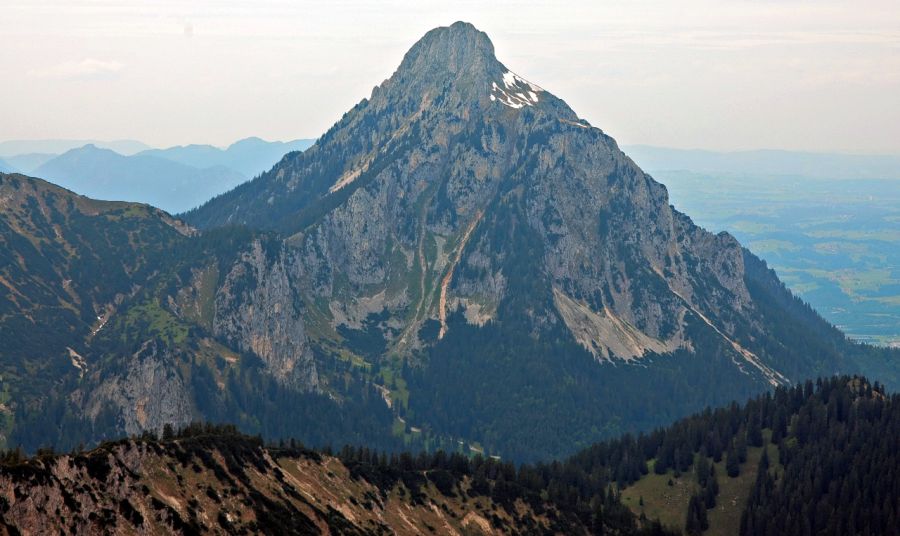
[83,340,194,436]
[213,239,319,389]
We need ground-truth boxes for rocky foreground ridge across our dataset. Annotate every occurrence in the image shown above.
[2,377,896,535]
[0,424,670,536]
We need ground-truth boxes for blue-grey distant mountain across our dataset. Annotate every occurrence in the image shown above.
[0,157,15,173]
[140,137,315,177]
[0,139,151,157]
[34,145,246,213]
[3,153,57,174]
[624,145,900,180]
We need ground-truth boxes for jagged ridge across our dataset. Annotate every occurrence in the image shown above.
[0,424,671,536]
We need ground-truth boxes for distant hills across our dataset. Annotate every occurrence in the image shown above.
[139,137,314,177]
[2,152,56,173]
[34,145,247,214]
[624,145,900,180]
[0,139,151,157]
[0,137,315,213]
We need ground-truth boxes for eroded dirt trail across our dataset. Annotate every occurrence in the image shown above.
[438,211,483,339]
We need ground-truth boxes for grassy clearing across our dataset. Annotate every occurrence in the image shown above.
[122,299,189,345]
[705,439,780,536]
[812,241,871,258]
[728,221,778,234]
[197,264,218,327]
[746,239,799,254]
[0,384,14,449]
[806,229,900,242]
[391,417,406,437]
[623,431,783,535]
[621,460,697,530]
[379,365,409,410]
[779,267,896,298]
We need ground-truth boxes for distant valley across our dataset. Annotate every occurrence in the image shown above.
[627,146,900,347]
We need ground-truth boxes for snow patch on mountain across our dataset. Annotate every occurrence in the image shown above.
[491,71,542,109]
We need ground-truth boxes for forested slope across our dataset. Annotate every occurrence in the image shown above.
[0,376,894,535]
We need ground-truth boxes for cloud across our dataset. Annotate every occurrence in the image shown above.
[27,58,125,80]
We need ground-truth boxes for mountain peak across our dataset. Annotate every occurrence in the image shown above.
[397,22,499,80]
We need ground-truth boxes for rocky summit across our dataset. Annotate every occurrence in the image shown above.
[1,23,898,462]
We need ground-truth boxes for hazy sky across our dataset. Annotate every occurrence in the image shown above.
[2,0,899,153]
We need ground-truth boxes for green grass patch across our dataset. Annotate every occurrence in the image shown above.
[621,465,698,530]
[105,204,151,221]
[706,436,781,536]
[747,239,799,254]
[0,383,14,450]
[623,431,783,535]
[197,264,218,328]
[779,267,896,299]
[390,376,409,409]
[806,229,900,242]
[122,299,189,346]
[812,241,871,258]
[391,417,406,437]
[728,221,778,234]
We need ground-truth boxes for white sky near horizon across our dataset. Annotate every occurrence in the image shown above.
[1,0,899,154]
